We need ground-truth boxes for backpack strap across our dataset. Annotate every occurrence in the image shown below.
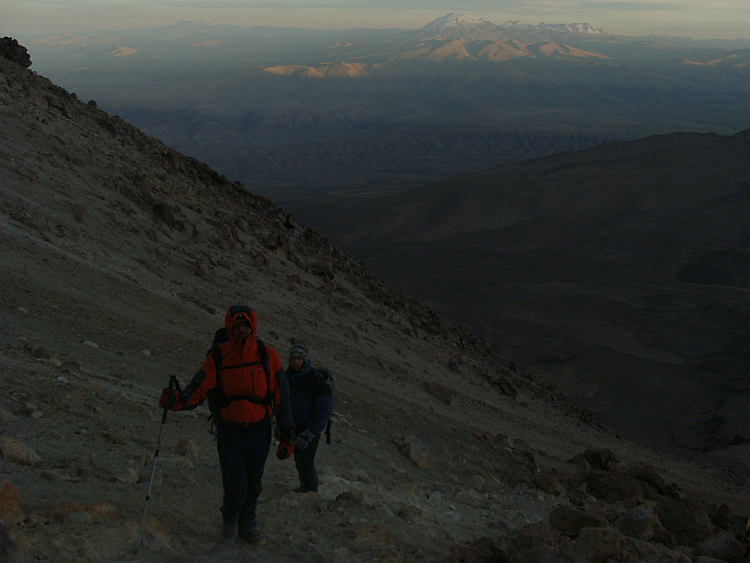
[208,338,274,420]
[310,367,334,444]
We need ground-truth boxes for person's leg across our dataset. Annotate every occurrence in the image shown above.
[294,434,320,492]
[216,423,248,541]
[237,419,271,542]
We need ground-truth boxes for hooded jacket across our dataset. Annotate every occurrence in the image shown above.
[286,358,333,436]
[179,305,293,429]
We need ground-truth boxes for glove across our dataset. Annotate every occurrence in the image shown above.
[276,441,295,460]
[159,388,183,411]
[280,427,295,441]
[294,430,315,451]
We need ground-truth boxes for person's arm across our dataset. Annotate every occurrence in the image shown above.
[179,353,218,409]
[268,349,294,432]
[305,392,333,436]
[159,353,216,411]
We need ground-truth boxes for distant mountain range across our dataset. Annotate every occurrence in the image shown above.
[423,13,606,37]
[17,14,750,198]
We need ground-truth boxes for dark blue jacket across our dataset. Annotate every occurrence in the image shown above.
[286,360,333,436]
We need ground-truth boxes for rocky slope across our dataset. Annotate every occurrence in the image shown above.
[0,46,749,563]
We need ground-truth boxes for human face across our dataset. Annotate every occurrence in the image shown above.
[289,356,305,372]
[232,321,253,341]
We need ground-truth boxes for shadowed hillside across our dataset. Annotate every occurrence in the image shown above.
[284,130,750,453]
[1,43,750,563]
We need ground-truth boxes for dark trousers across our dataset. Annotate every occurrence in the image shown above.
[216,419,271,532]
[294,433,320,492]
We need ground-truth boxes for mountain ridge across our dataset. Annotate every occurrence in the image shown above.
[20,13,749,199]
[284,129,750,453]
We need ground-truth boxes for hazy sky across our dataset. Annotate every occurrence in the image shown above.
[3,0,749,40]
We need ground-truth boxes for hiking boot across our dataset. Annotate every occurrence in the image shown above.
[294,486,318,493]
[239,527,266,546]
[221,520,237,545]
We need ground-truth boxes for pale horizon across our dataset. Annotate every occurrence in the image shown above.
[3,1,750,41]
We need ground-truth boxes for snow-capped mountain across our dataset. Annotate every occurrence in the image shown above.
[498,20,534,28]
[421,13,493,33]
[539,22,606,34]
[421,14,606,36]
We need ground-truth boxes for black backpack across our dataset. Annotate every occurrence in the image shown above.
[315,366,336,444]
[205,328,273,420]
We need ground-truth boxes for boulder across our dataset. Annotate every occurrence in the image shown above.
[568,449,618,471]
[584,470,649,502]
[50,502,83,523]
[624,463,669,495]
[174,438,199,458]
[533,472,566,495]
[694,531,745,563]
[395,503,424,521]
[85,501,122,523]
[0,437,42,466]
[63,511,93,525]
[549,504,609,537]
[335,490,366,505]
[614,503,658,541]
[574,526,634,563]
[706,502,741,534]
[0,479,24,525]
[656,496,716,548]
[125,516,173,553]
[397,435,431,469]
[110,467,139,484]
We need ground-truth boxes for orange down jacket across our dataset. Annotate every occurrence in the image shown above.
[180,305,293,428]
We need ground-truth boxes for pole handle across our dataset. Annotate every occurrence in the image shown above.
[160,376,179,424]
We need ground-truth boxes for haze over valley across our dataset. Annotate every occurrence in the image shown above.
[20,15,750,198]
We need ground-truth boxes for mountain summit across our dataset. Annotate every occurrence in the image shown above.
[538,22,605,34]
[421,13,493,32]
[421,14,605,36]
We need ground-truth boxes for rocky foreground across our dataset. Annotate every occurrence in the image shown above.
[1,42,749,563]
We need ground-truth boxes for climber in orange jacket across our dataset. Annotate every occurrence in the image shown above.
[160,305,294,547]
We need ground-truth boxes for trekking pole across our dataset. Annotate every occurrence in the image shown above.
[136,375,179,552]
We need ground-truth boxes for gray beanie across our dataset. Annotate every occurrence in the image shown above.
[289,344,309,359]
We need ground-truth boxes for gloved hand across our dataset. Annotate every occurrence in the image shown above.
[280,426,295,442]
[276,441,294,460]
[294,430,315,451]
[159,388,183,411]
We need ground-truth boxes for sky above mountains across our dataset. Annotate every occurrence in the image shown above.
[4,0,749,40]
